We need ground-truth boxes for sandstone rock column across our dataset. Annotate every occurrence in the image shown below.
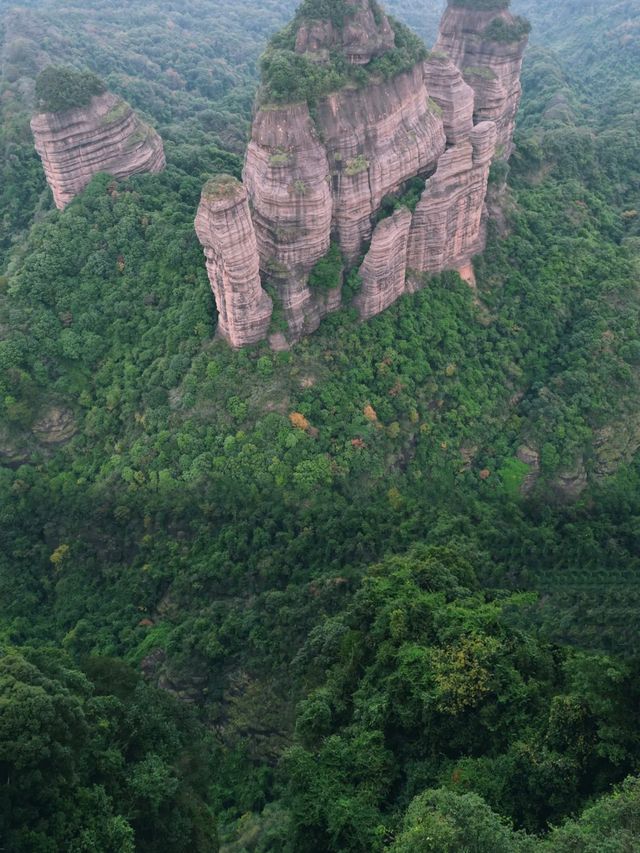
[243,103,333,340]
[315,66,446,262]
[355,208,412,320]
[31,92,165,210]
[434,1,529,159]
[195,176,273,348]
[407,121,497,275]
[423,55,474,145]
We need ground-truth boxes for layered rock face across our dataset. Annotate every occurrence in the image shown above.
[239,11,446,339]
[355,208,412,320]
[194,177,272,348]
[316,65,446,261]
[424,55,474,145]
[32,92,165,210]
[434,3,529,158]
[196,0,527,348]
[407,121,497,273]
[243,103,333,338]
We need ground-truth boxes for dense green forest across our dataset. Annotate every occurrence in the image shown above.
[1,0,640,849]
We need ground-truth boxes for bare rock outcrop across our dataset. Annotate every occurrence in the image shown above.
[241,59,445,338]
[32,91,165,210]
[407,121,497,274]
[434,1,529,159]
[243,103,333,339]
[196,0,527,347]
[316,65,446,261]
[355,208,412,320]
[516,445,541,495]
[194,176,273,348]
[424,54,475,145]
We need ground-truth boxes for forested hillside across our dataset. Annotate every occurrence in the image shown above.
[1,0,640,850]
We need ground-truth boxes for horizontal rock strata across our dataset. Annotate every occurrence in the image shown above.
[424,55,474,145]
[435,4,528,159]
[194,177,273,348]
[355,208,412,320]
[316,65,447,261]
[407,121,497,273]
[196,0,527,347]
[31,92,165,210]
[243,102,333,339]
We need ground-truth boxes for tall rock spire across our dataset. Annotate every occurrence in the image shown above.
[195,176,273,348]
[195,0,528,348]
[434,0,530,159]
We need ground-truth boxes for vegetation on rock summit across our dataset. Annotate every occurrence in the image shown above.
[35,66,107,114]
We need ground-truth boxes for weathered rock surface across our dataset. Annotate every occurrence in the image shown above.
[355,208,412,320]
[241,62,445,338]
[194,176,273,348]
[593,413,640,478]
[243,103,333,339]
[553,458,588,499]
[32,406,77,445]
[295,0,396,65]
[434,3,529,159]
[196,0,527,347]
[424,54,474,145]
[407,121,497,274]
[317,65,446,261]
[31,91,165,210]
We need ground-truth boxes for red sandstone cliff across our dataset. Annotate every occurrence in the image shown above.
[434,2,529,159]
[196,0,527,348]
[194,176,273,348]
[316,65,446,262]
[31,91,165,210]
[424,54,474,146]
[242,103,334,339]
[355,208,412,320]
[407,121,497,274]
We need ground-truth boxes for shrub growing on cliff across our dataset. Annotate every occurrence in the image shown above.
[368,18,428,78]
[35,66,106,113]
[484,16,531,43]
[294,0,386,29]
[309,242,343,291]
[375,175,425,223]
[260,48,346,104]
[295,0,350,27]
[259,10,427,105]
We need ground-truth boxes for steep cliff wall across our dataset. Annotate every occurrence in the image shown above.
[424,54,474,145]
[32,91,165,210]
[407,121,497,273]
[196,0,527,347]
[316,65,446,261]
[434,1,529,158]
[194,176,273,348]
[243,103,333,339]
[355,208,412,320]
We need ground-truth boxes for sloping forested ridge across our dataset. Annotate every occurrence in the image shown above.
[1,0,640,850]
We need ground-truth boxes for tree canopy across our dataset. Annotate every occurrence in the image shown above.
[35,66,106,113]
